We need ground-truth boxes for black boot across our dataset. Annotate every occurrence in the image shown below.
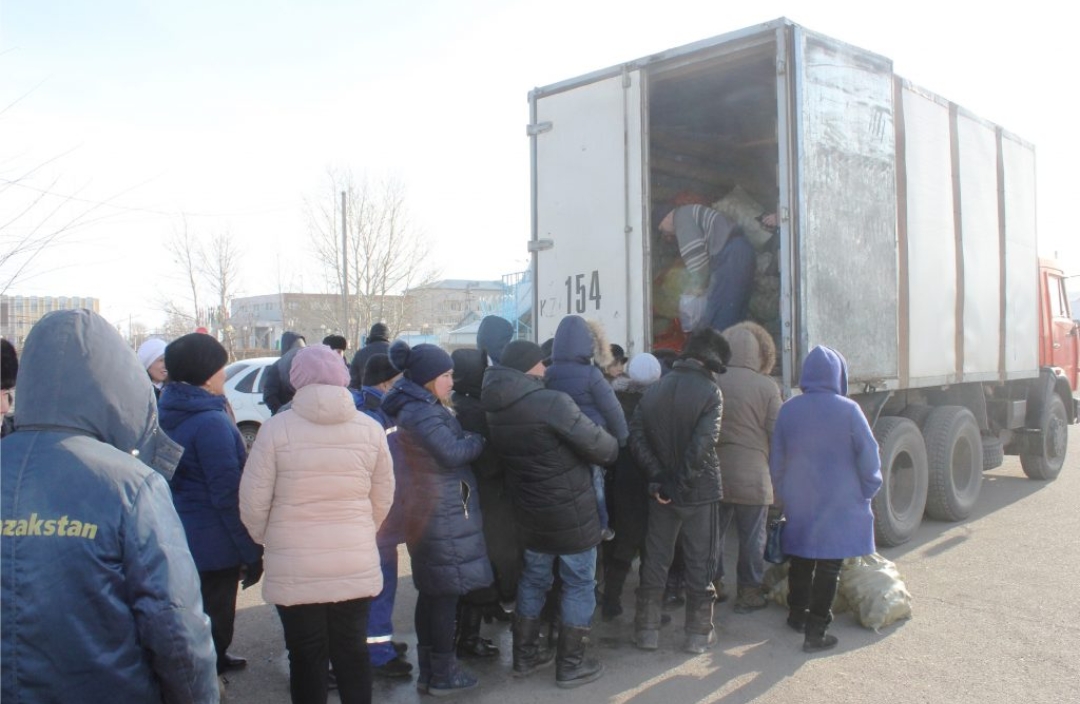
[456,603,499,658]
[428,651,478,696]
[682,593,717,654]
[415,645,432,694]
[512,615,555,677]
[786,557,812,634]
[555,625,604,689]
[786,607,808,633]
[633,587,663,650]
[803,614,838,653]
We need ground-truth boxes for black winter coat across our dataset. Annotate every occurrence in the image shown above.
[452,349,521,602]
[629,358,723,506]
[381,378,492,596]
[482,366,618,555]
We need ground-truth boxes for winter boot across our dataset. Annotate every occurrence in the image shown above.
[511,615,555,677]
[711,579,729,604]
[682,593,717,654]
[786,607,808,633]
[802,614,838,653]
[456,603,499,658]
[733,585,768,614]
[428,651,478,696]
[633,588,663,650]
[555,625,604,689]
[415,645,432,694]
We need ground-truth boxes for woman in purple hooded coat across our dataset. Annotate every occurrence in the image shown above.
[769,346,882,653]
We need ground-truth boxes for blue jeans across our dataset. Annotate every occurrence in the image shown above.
[516,548,597,628]
[714,503,768,588]
[705,235,756,332]
[591,465,609,531]
[366,543,399,666]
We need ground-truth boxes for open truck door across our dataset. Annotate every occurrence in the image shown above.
[528,70,646,354]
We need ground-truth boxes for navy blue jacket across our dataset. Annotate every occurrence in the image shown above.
[352,385,407,548]
[159,382,261,571]
[382,378,492,596]
[1,309,218,703]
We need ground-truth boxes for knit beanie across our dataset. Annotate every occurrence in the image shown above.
[362,353,400,387]
[368,323,390,343]
[500,340,546,374]
[389,340,452,386]
[476,315,514,363]
[136,338,168,371]
[290,344,350,389]
[627,353,662,384]
[165,333,228,386]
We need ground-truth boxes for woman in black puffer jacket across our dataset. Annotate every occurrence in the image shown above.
[381,341,492,696]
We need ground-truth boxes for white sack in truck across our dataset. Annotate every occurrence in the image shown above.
[711,185,775,250]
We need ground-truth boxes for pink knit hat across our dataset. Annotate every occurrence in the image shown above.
[290,344,350,389]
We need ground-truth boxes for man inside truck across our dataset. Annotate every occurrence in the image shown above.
[659,204,774,334]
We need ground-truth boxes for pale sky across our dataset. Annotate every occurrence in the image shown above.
[2,0,1076,329]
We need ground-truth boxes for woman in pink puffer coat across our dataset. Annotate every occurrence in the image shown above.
[240,344,394,704]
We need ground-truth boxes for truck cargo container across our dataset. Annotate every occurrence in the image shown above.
[527,17,1079,545]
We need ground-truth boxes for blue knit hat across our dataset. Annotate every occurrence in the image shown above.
[389,340,452,387]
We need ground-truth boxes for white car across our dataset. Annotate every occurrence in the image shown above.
[224,356,276,451]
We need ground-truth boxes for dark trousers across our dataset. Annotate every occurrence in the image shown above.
[415,592,459,654]
[640,501,721,601]
[199,566,240,673]
[787,556,843,621]
[276,598,372,704]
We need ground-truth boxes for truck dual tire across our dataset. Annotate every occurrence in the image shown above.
[1020,394,1068,480]
[924,406,983,522]
[872,416,929,547]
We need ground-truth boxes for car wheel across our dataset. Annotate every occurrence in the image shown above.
[238,422,261,453]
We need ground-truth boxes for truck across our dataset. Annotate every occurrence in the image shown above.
[526,17,1079,545]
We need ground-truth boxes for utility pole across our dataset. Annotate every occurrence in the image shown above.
[341,190,349,346]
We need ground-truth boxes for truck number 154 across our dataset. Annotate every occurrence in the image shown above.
[565,271,602,314]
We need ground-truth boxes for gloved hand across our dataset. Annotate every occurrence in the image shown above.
[241,557,264,590]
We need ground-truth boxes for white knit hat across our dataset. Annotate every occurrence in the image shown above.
[627,353,661,384]
[136,338,168,371]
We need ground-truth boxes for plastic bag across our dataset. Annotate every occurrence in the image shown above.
[711,185,775,250]
[678,293,707,332]
[838,553,913,631]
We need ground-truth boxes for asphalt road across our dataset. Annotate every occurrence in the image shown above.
[223,425,1080,704]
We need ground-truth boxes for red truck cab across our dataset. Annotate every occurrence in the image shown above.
[1038,259,1079,395]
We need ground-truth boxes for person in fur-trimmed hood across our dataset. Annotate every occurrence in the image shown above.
[545,315,628,541]
[713,321,782,613]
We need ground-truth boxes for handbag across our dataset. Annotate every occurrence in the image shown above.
[763,515,787,564]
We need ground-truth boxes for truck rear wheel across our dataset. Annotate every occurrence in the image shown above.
[871,417,928,547]
[1020,394,1067,480]
[924,406,983,521]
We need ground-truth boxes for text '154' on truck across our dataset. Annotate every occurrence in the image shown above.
[527,17,1079,546]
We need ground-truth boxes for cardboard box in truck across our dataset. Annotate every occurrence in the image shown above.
[527,17,1079,545]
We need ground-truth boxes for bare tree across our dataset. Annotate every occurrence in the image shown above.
[202,231,241,359]
[306,169,438,346]
[161,221,242,359]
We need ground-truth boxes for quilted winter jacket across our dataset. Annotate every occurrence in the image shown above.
[630,358,724,506]
[482,365,619,555]
[240,383,394,606]
[1,309,218,703]
[381,378,492,596]
[545,315,629,445]
[159,381,262,571]
[716,324,782,505]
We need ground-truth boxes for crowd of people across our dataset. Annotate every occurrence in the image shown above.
[0,301,883,703]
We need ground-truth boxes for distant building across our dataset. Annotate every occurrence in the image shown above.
[400,279,505,336]
[0,295,100,348]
